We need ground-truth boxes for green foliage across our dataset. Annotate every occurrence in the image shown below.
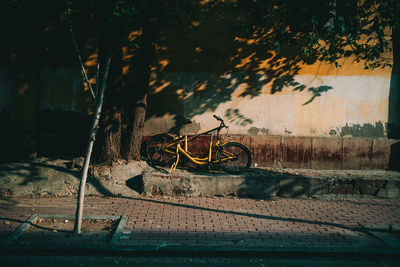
[238,0,399,70]
[2,0,397,71]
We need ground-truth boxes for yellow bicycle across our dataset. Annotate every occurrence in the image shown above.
[146,115,252,174]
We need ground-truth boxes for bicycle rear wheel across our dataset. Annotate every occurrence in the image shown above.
[217,142,251,174]
[146,134,177,166]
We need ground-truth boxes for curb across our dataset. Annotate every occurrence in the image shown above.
[1,214,127,247]
[0,246,399,258]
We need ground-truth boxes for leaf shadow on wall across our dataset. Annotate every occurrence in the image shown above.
[146,0,334,128]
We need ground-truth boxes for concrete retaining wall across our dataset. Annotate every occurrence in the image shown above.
[142,168,400,199]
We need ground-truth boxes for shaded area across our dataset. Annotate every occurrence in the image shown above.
[388,27,400,139]
[0,1,337,163]
[37,110,90,157]
[14,218,117,247]
[0,216,117,248]
[0,159,114,198]
[142,166,399,200]
[125,175,144,194]
[389,142,400,171]
[0,255,399,267]
[0,1,89,163]
[2,157,399,200]
[2,197,398,251]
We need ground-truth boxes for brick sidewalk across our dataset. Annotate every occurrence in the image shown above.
[1,196,400,253]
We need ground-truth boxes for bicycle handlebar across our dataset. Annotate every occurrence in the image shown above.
[213,114,227,128]
[213,114,222,121]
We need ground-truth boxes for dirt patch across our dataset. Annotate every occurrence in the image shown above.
[14,218,118,247]
[0,158,149,198]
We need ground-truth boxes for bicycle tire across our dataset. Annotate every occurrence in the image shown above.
[217,142,251,174]
[146,133,177,166]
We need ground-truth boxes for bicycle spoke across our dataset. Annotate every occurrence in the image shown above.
[146,134,177,167]
[217,142,251,174]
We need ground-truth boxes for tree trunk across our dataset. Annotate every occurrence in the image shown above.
[74,48,112,234]
[97,46,123,163]
[122,23,156,161]
[124,94,148,160]
[388,26,400,170]
[389,26,400,139]
[32,65,41,160]
[101,110,122,161]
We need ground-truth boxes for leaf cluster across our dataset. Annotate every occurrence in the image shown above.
[237,0,399,69]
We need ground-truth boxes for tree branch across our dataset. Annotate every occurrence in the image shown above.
[68,18,97,100]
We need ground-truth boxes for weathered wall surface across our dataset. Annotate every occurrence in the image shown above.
[141,3,394,138]
[144,68,390,138]
[170,134,399,171]
[3,65,390,139]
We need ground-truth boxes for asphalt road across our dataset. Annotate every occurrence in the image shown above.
[1,254,399,267]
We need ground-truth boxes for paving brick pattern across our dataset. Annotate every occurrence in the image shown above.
[1,196,400,251]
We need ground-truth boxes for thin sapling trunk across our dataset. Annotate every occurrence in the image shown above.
[74,48,112,234]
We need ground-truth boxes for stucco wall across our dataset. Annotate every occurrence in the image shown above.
[0,62,392,139]
[139,1,394,138]
[144,63,391,137]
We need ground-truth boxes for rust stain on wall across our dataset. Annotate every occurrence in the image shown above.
[311,138,342,170]
[250,135,281,167]
[281,137,312,168]
[342,138,372,170]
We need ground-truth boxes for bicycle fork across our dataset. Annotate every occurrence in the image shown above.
[169,144,180,173]
[168,133,215,173]
[169,135,187,173]
[208,132,213,162]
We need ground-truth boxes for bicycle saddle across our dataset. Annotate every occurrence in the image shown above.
[169,115,192,134]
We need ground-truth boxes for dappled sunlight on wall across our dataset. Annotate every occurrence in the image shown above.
[0,0,395,140]
[142,0,393,138]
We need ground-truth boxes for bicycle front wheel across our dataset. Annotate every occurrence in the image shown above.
[146,134,177,166]
[217,142,251,174]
